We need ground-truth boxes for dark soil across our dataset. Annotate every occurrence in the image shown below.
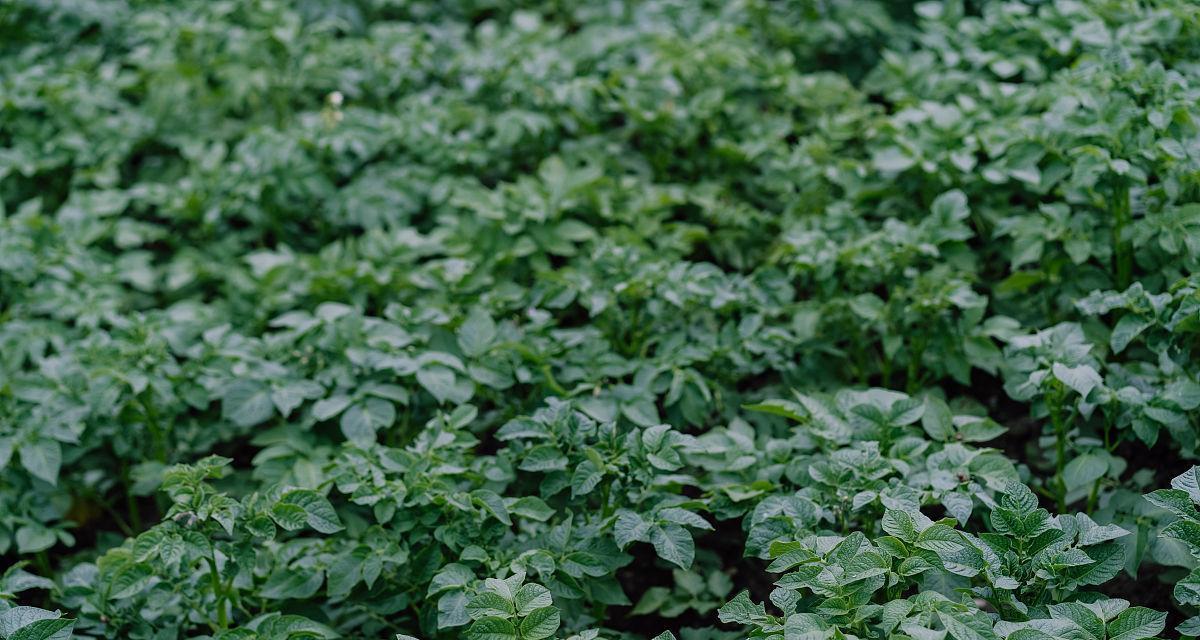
[607,516,772,636]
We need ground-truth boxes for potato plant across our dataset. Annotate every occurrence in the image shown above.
[1,0,1199,639]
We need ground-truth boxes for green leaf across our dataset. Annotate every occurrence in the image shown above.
[0,608,63,637]
[1075,514,1129,546]
[920,396,954,441]
[1177,616,1200,637]
[222,380,275,427]
[1172,467,1200,504]
[18,440,61,485]
[873,146,915,173]
[513,583,553,617]
[438,591,471,629]
[649,524,694,569]
[253,614,338,639]
[429,564,474,596]
[458,307,497,357]
[631,587,670,615]
[312,395,352,421]
[657,507,713,531]
[340,398,395,445]
[1107,607,1166,640]
[15,525,56,554]
[107,563,152,599]
[269,502,308,531]
[614,511,650,548]
[1110,314,1153,353]
[9,618,74,640]
[1063,453,1108,492]
[1049,603,1104,640]
[1163,519,1200,550]
[259,569,324,600]
[785,613,828,639]
[466,592,513,620]
[472,490,512,526]
[465,616,517,640]
[743,399,806,422]
[418,366,472,405]
[517,607,560,640]
[1145,488,1196,518]
[1068,543,1126,586]
[510,497,555,522]
[569,460,603,497]
[276,489,344,533]
[938,611,998,640]
[1052,363,1103,398]
[717,591,766,625]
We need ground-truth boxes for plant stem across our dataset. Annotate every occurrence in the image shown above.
[206,554,228,629]
[1086,478,1101,514]
[541,364,568,396]
[1112,183,1132,290]
[140,395,168,463]
[1049,391,1068,513]
[599,480,613,519]
[906,337,926,395]
[123,465,142,532]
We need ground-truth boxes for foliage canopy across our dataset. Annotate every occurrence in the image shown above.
[2,0,1200,639]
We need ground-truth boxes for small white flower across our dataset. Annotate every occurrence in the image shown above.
[328,91,344,107]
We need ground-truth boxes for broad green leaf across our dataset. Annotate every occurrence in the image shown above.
[472,490,512,526]
[312,395,352,421]
[718,591,766,625]
[458,308,497,357]
[1172,467,1200,504]
[276,489,344,533]
[1051,363,1103,398]
[9,618,74,640]
[465,616,516,640]
[921,396,954,441]
[513,584,553,617]
[1063,454,1108,492]
[657,507,713,531]
[510,497,555,522]
[14,525,56,554]
[222,380,275,427]
[1049,603,1104,640]
[614,511,650,548]
[1110,314,1152,353]
[18,440,61,485]
[649,524,694,569]
[1107,607,1166,640]
[438,591,471,629]
[466,592,513,619]
[340,398,395,445]
[0,608,60,637]
[938,611,998,640]
[518,607,560,640]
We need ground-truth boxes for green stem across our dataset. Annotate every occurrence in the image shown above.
[880,355,892,389]
[206,554,228,629]
[34,551,51,578]
[1112,183,1132,290]
[1086,478,1101,515]
[851,339,869,386]
[123,465,142,532]
[599,480,614,519]
[541,364,568,396]
[83,486,135,537]
[906,337,926,395]
[140,395,168,463]
[1050,394,1068,513]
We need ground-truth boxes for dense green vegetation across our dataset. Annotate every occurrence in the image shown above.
[2,0,1200,638]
